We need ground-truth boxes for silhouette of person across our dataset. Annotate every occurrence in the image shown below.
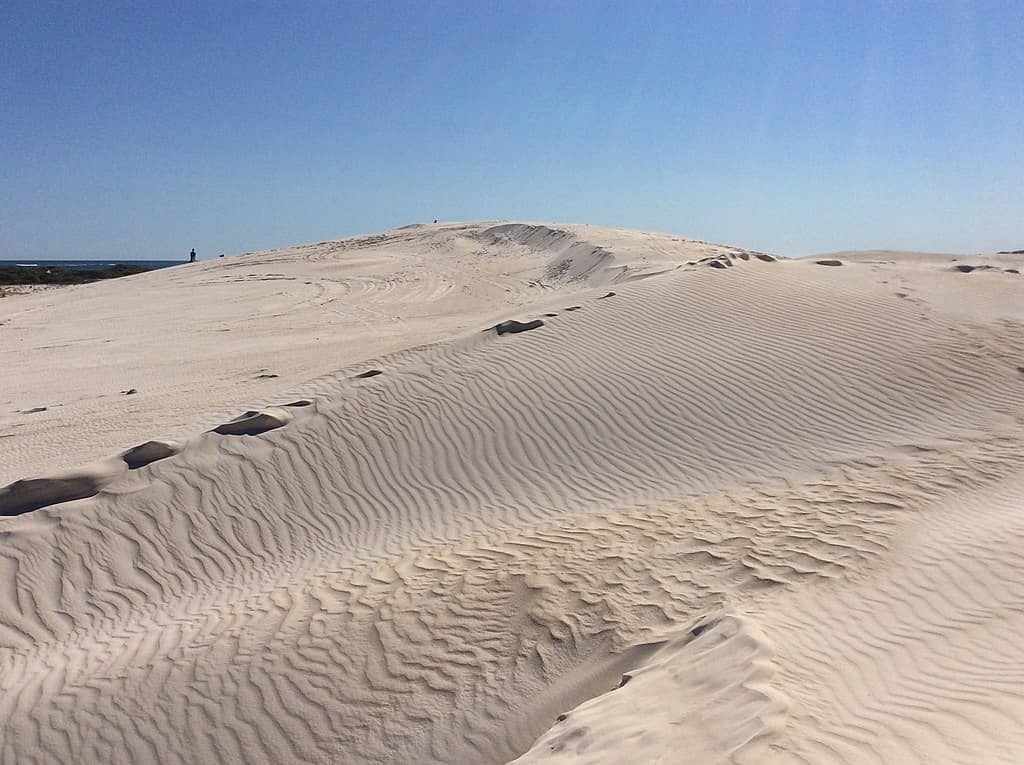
[189,248,196,263]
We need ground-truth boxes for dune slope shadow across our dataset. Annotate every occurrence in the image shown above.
[211,410,289,436]
[494,319,544,335]
[0,474,105,516]
[122,441,179,470]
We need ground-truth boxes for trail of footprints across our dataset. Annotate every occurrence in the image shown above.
[4,254,1022,762]
[1,244,772,518]
[3,437,1021,763]
[0,291,607,517]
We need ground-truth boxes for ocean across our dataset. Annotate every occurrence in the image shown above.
[0,260,182,270]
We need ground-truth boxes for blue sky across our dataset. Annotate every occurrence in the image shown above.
[2,1,1022,259]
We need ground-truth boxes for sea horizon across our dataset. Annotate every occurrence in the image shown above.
[0,259,184,270]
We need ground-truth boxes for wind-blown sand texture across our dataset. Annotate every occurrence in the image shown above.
[1,222,1023,764]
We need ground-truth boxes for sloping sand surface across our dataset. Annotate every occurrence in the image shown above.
[0,222,736,487]
[1,223,1023,763]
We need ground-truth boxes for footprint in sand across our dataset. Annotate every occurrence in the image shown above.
[494,319,545,335]
[0,473,107,516]
[212,410,289,436]
[121,441,180,470]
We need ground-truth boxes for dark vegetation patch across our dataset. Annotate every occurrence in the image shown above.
[0,263,152,285]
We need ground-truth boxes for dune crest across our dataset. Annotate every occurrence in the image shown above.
[1,223,1023,763]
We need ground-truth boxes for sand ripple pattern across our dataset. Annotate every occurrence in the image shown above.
[1,227,1024,763]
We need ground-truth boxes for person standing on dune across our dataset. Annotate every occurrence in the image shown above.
[189,248,196,263]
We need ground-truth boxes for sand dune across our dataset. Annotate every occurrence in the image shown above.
[1,223,1023,763]
[0,222,741,488]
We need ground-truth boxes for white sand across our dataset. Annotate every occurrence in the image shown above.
[1,222,1023,763]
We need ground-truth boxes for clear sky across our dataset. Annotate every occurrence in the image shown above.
[2,1,1022,260]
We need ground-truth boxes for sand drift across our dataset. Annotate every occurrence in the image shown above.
[2,223,1024,764]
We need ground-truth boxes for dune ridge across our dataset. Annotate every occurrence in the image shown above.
[0,222,745,487]
[1,223,1023,763]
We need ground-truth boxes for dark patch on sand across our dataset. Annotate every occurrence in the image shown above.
[122,441,178,470]
[212,411,287,436]
[0,474,105,516]
[952,264,998,273]
[494,319,544,335]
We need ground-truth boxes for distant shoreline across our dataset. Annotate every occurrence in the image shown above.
[0,260,180,288]
[0,259,182,270]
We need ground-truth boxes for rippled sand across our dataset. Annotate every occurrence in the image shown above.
[2,223,1023,764]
